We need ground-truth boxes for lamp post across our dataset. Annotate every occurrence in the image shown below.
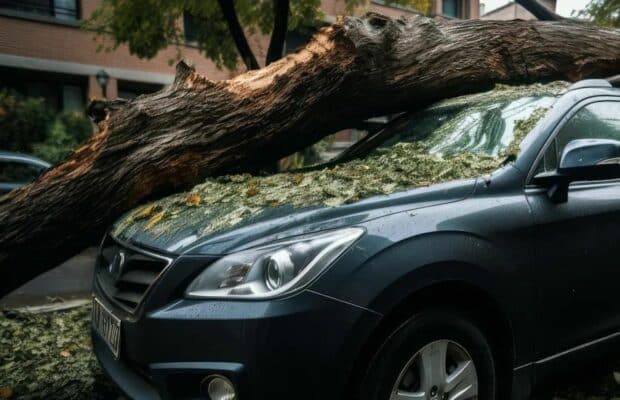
[95,69,110,98]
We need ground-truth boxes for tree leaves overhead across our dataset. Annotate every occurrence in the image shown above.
[580,0,620,27]
[86,0,433,70]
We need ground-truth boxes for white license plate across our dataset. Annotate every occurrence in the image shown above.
[92,297,121,358]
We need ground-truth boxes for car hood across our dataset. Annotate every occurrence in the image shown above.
[111,177,477,255]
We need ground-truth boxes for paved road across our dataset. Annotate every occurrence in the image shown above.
[0,247,97,308]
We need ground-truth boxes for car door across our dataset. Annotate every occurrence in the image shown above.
[526,99,620,360]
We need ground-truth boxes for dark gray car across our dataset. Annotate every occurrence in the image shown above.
[0,151,50,194]
[92,80,620,400]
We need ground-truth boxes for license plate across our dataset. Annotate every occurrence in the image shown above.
[92,297,121,358]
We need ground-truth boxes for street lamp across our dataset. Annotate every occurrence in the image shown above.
[96,69,110,98]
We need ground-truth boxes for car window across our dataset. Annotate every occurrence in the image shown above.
[316,82,566,169]
[539,101,620,172]
[353,95,556,159]
[421,96,555,157]
[0,160,44,183]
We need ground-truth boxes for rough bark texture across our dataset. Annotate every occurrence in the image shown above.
[2,13,620,297]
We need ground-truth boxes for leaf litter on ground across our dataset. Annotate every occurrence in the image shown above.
[0,305,118,399]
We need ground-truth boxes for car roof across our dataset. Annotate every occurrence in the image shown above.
[0,151,51,168]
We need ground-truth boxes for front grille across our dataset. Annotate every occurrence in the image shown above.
[96,236,173,312]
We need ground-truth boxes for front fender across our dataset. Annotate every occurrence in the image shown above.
[312,216,536,366]
[316,230,523,314]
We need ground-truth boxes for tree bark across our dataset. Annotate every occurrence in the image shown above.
[2,13,620,297]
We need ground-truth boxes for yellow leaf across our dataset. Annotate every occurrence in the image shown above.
[0,387,13,398]
[145,211,164,230]
[134,204,156,219]
[292,174,304,185]
[186,194,201,206]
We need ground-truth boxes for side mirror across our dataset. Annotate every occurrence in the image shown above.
[532,138,620,203]
[559,139,620,169]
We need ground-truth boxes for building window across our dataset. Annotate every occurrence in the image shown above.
[0,0,79,20]
[117,80,163,100]
[183,13,199,43]
[62,85,84,110]
[442,0,458,17]
[0,67,87,112]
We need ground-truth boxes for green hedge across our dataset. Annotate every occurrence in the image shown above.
[0,89,94,164]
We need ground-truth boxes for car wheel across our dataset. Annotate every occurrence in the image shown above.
[360,310,497,400]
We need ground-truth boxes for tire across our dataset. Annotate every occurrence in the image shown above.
[360,309,497,400]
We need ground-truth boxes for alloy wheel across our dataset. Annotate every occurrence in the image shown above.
[390,339,478,400]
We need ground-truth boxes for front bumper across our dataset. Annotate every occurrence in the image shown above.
[92,280,381,400]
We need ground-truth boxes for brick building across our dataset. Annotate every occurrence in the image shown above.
[0,0,480,113]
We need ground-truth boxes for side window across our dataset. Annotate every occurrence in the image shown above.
[0,161,43,183]
[540,101,620,172]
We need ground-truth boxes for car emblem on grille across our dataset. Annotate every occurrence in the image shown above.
[108,250,126,280]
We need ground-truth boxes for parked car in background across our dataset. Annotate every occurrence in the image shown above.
[92,80,620,400]
[0,151,50,194]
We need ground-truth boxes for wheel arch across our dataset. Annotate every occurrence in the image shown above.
[346,272,516,400]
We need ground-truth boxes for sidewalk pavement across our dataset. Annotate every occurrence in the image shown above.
[0,247,97,309]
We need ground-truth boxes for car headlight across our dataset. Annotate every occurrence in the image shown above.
[185,227,364,299]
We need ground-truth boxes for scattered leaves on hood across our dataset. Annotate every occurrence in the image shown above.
[111,82,565,246]
[292,174,304,185]
[144,211,165,231]
[0,305,117,400]
[186,194,201,206]
[134,204,158,220]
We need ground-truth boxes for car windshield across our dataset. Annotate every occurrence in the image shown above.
[343,82,565,162]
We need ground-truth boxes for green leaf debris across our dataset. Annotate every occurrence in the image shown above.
[112,82,566,243]
[0,305,117,400]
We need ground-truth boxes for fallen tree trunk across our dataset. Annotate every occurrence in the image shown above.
[1,13,620,297]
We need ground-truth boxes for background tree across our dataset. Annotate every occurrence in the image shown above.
[86,0,433,71]
[580,0,620,27]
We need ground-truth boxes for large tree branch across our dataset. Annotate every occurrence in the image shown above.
[217,0,260,70]
[266,0,290,65]
[515,0,564,21]
[2,14,620,297]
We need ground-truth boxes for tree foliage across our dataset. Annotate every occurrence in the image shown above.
[86,0,433,70]
[0,90,93,163]
[32,112,94,164]
[580,0,620,27]
[0,90,52,153]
